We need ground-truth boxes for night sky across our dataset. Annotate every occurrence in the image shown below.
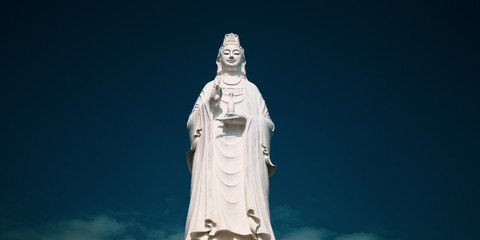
[1,1,479,240]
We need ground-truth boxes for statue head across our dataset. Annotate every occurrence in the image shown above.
[216,33,246,77]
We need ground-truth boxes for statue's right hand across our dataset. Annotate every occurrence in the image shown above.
[209,84,222,105]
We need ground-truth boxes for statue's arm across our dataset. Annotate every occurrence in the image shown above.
[187,96,202,132]
[187,81,216,147]
[257,93,277,177]
[258,93,275,133]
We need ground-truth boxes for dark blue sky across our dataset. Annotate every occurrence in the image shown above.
[1,1,479,240]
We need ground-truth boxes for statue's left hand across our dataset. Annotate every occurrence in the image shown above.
[216,113,247,125]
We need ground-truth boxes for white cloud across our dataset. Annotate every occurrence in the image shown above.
[271,204,382,240]
[335,232,381,240]
[271,204,305,235]
[43,215,125,240]
[145,228,184,240]
[0,214,183,240]
[278,228,382,240]
[272,204,301,223]
[165,232,184,240]
[0,215,125,240]
[278,227,331,240]
[0,206,382,240]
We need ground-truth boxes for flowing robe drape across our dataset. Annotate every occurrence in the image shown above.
[185,79,276,240]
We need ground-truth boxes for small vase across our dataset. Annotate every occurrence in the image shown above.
[227,93,235,114]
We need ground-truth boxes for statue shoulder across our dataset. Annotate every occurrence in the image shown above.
[245,79,261,95]
[206,80,216,88]
[200,80,215,93]
[246,80,260,93]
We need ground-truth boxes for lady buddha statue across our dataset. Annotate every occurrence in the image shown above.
[185,33,276,240]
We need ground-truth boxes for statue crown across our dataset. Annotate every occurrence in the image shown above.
[223,33,241,46]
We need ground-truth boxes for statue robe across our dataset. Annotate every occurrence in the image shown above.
[185,79,276,240]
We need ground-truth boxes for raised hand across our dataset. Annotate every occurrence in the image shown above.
[209,81,222,106]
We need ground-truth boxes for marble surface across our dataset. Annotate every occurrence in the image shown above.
[185,33,276,240]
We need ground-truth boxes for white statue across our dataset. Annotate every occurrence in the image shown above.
[185,33,276,240]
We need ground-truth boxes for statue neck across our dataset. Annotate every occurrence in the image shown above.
[222,72,243,85]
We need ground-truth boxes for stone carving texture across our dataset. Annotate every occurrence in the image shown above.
[185,33,276,240]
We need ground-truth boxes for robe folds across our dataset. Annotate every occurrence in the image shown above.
[185,79,276,240]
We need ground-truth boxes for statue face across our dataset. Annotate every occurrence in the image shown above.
[221,44,242,70]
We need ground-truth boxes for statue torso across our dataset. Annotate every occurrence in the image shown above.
[210,77,253,235]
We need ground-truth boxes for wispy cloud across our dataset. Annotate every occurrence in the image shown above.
[0,205,382,240]
[271,204,304,235]
[277,226,381,240]
[0,214,183,240]
[335,232,381,240]
[272,204,382,240]
[144,228,183,240]
[0,215,125,240]
[272,204,303,225]
[278,227,332,240]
